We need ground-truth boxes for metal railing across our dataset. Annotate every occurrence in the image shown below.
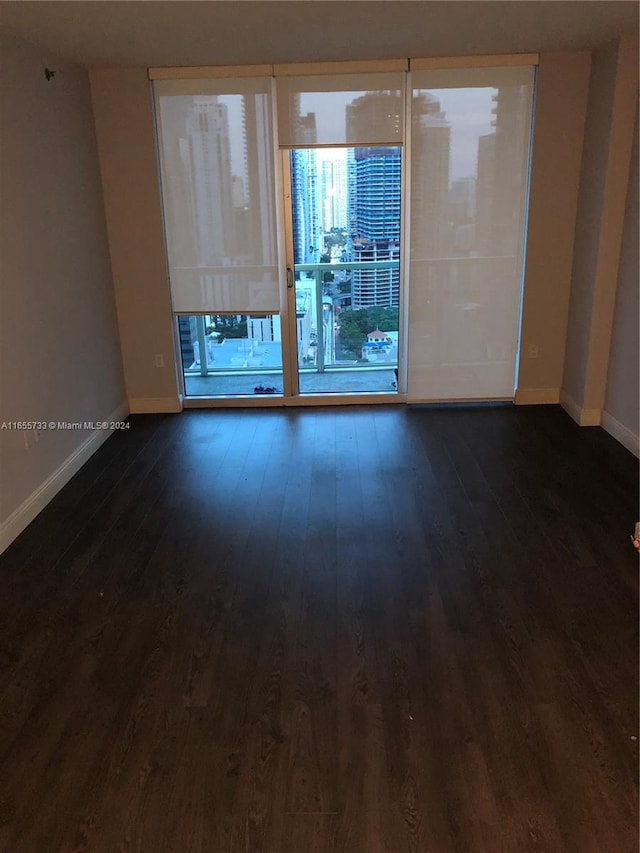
[295,260,400,373]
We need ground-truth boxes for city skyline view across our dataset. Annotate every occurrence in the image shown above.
[176,86,500,203]
[157,83,518,273]
[299,87,497,181]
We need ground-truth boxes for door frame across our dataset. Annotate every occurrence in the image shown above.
[278,147,301,399]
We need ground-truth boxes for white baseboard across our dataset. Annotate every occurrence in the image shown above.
[601,410,639,457]
[559,390,601,426]
[514,387,561,405]
[128,396,183,414]
[580,409,602,426]
[559,390,582,423]
[0,400,129,555]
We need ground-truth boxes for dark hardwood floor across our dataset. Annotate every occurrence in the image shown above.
[0,404,637,852]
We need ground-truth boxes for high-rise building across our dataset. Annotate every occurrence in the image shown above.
[167,96,235,369]
[290,113,325,264]
[449,177,476,223]
[492,85,530,254]
[186,97,234,265]
[345,91,405,309]
[320,157,347,231]
[157,97,198,266]
[475,84,531,256]
[351,147,402,242]
[346,91,403,143]
[349,145,402,307]
[475,132,496,255]
[241,91,277,266]
[231,175,246,208]
[410,93,451,260]
[449,176,476,255]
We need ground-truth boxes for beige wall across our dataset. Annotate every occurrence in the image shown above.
[561,34,638,427]
[0,34,126,540]
[604,105,639,445]
[562,42,619,409]
[516,51,592,402]
[89,68,181,413]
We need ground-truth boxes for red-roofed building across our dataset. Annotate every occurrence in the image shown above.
[367,329,390,342]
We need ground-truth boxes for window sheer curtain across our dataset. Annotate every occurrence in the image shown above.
[275,72,405,147]
[153,77,279,314]
[408,66,535,400]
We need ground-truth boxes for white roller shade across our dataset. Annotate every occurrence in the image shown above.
[154,78,279,313]
[408,65,535,400]
[276,73,405,147]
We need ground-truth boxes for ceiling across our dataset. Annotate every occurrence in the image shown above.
[0,1,638,69]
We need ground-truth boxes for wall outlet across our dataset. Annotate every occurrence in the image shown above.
[155,354,165,368]
[527,344,539,359]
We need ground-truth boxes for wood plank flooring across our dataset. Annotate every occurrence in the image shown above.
[0,404,637,852]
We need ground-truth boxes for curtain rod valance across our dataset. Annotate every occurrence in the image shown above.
[148,54,538,81]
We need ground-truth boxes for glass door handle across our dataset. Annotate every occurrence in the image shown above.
[286,266,294,289]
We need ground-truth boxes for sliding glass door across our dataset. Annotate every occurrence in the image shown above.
[277,72,405,396]
[284,146,401,395]
[152,61,534,404]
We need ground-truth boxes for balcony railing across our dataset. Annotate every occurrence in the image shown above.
[181,255,517,378]
[182,259,401,378]
[295,260,400,373]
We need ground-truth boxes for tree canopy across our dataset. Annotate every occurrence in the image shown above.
[337,306,398,356]
[208,316,248,340]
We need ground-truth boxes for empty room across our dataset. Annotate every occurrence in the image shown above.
[0,2,638,851]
